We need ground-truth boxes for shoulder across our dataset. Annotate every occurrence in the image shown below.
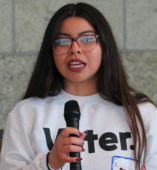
[12,97,48,113]
[8,95,63,121]
[14,95,63,110]
[138,102,157,121]
[90,99,124,114]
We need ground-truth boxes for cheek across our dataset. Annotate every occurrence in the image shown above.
[53,54,66,70]
[87,54,101,73]
[91,47,102,69]
[94,56,102,70]
[96,45,102,66]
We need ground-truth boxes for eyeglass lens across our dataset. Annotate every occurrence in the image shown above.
[53,35,98,54]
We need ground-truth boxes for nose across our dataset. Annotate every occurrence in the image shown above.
[68,41,82,55]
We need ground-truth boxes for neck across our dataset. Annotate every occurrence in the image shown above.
[63,79,98,96]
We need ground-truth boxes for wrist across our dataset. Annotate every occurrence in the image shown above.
[46,152,51,170]
[47,151,59,169]
[48,162,54,170]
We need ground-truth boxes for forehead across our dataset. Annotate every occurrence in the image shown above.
[58,17,95,35]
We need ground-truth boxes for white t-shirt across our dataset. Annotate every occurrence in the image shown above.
[0,89,157,170]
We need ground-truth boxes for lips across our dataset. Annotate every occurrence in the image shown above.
[67,59,86,72]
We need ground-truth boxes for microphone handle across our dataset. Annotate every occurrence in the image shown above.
[66,118,82,170]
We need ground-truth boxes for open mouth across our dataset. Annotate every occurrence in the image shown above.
[67,59,86,71]
[68,62,86,68]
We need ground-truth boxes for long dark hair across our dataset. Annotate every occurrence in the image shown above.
[23,3,155,169]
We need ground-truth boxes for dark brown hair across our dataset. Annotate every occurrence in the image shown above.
[23,3,156,169]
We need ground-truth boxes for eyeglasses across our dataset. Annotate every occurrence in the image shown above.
[53,35,100,55]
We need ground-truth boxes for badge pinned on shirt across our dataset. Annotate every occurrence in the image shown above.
[111,156,135,170]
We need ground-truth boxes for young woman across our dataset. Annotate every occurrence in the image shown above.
[0,3,157,170]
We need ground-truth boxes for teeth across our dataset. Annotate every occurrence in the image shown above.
[70,62,81,65]
[70,64,84,68]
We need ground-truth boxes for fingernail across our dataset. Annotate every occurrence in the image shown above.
[78,131,83,137]
[82,148,85,151]
[76,158,82,161]
[84,130,88,135]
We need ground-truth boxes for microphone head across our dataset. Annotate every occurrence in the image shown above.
[64,100,80,121]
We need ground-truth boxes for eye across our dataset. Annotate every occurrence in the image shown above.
[54,39,71,46]
[80,36,96,43]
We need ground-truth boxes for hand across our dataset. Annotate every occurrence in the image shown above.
[48,127,87,169]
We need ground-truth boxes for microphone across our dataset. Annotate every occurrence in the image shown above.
[64,100,82,170]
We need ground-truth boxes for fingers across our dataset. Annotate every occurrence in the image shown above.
[63,144,85,154]
[63,156,83,163]
[80,130,88,139]
[59,127,83,138]
[63,136,84,146]
[59,128,88,139]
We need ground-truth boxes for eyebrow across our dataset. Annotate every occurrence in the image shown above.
[57,30,96,37]
[78,30,96,35]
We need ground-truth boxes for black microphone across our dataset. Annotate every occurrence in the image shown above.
[64,100,82,170]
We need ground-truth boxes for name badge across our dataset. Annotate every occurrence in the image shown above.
[111,156,135,170]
